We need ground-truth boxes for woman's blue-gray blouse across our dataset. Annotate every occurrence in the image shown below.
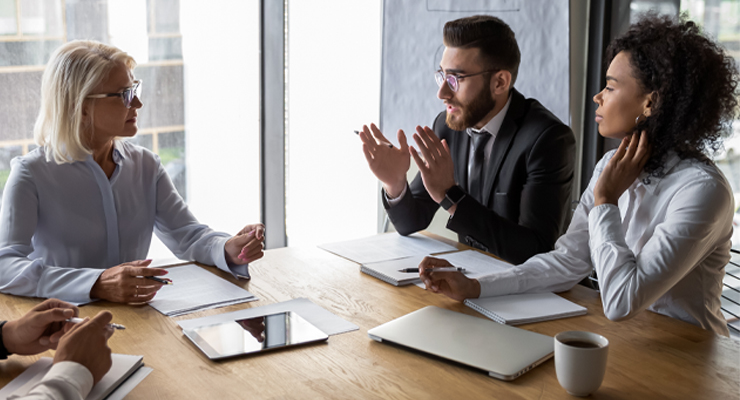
[0,141,246,303]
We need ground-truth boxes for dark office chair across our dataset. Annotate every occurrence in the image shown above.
[723,249,740,336]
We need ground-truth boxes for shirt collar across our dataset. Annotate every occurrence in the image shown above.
[111,140,126,165]
[468,93,513,138]
[636,151,681,193]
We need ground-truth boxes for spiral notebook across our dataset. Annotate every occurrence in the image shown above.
[464,292,587,325]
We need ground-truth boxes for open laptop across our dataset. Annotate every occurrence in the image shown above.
[368,306,553,381]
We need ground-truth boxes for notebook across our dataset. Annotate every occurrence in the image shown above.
[368,306,554,381]
[0,354,148,400]
[360,255,426,286]
[464,292,587,325]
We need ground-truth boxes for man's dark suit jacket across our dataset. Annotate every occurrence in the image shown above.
[383,89,576,265]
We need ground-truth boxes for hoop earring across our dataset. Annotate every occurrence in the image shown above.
[635,113,647,125]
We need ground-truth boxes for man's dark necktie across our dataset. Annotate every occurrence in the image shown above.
[469,131,491,203]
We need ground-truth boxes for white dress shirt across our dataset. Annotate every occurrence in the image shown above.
[478,150,733,336]
[0,141,247,303]
[11,362,93,400]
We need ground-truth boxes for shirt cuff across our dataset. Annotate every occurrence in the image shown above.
[588,203,624,249]
[383,185,408,207]
[213,237,250,280]
[477,268,520,298]
[26,361,94,400]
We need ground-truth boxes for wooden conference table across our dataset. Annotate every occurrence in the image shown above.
[0,234,738,399]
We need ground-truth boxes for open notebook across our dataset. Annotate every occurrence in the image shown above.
[0,354,149,400]
[464,292,587,325]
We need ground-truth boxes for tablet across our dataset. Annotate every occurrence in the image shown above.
[183,311,328,360]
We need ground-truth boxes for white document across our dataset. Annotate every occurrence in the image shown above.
[148,264,258,316]
[0,354,146,400]
[319,232,458,264]
[413,250,513,288]
[177,297,358,336]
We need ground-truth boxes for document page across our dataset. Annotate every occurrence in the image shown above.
[148,264,257,316]
[319,232,458,264]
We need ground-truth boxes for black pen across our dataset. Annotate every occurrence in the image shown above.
[398,267,466,273]
[146,276,173,285]
[354,130,394,148]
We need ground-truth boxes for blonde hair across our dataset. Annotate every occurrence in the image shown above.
[33,40,136,164]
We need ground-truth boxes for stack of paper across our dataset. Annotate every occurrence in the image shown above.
[319,232,458,264]
[464,292,588,325]
[148,264,258,316]
[0,354,151,400]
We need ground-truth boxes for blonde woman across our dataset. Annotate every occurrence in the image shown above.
[0,41,264,304]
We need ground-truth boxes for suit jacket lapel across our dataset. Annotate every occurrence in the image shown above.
[482,89,525,205]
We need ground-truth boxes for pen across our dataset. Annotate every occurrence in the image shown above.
[145,276,173,285]
[66,317,126,330]
[398,267,466,273]
[354,130,394,148]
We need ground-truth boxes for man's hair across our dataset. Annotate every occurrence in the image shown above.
[443,15,521,86]
[34,40,136,164]
[606,13,739,177]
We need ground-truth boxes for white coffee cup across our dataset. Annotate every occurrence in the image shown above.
[554,331,609,397]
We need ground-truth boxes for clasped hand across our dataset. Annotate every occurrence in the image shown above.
[594,130,651,206]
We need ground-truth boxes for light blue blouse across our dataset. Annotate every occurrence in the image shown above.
[0,141,248,303]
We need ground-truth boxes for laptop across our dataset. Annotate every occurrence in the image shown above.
[368,306,554,380]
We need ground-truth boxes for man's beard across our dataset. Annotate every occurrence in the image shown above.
[445,83,496,131]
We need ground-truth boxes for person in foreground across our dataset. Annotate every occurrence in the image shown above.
[1,299,114,400]
[419,14,739,336]
[359,15,575,264]
[0,40,265,304]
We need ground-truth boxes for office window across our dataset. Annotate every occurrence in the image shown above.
[285,0,381,246]
[0,0,261,260]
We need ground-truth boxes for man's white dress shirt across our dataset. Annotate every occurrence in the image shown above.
[0,141,247,303]
[478,150,733,336]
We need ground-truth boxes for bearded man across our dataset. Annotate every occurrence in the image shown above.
[359,15,575,264]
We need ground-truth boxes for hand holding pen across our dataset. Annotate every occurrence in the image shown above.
[418,256,481,301]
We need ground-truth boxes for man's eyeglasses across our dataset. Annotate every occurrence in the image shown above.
[435,70,497,92]
[87,80,142,108]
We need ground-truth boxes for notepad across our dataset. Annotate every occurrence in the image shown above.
[0,354,150,400]
[360,255,426,286]
[147,263,258,316]
[464,292,587,325]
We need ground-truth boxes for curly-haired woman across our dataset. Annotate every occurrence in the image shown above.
[417,13,740,336]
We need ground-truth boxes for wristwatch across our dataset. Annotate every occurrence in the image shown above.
[439,185,466,210]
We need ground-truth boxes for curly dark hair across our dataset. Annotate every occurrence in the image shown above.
[605,12,739,177]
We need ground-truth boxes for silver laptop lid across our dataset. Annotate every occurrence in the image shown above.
[368,306,554,380]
